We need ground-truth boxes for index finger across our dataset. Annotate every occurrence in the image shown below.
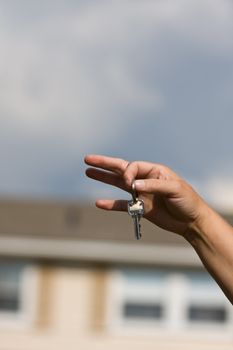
[124,161,179,187]
[84,154,129,175]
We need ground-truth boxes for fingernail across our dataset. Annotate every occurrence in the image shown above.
[134,180,145,190]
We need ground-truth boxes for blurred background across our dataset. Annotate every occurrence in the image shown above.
[0,0,232,349]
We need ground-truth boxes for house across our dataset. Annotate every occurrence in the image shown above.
[0,198,232,350]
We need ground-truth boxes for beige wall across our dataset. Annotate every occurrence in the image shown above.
[0,264,232,350]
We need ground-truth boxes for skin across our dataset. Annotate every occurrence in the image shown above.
[85,154,233,304]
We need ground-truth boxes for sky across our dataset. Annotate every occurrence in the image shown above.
[0,0,233,210]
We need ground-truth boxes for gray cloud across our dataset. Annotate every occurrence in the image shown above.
[0,0,233,208]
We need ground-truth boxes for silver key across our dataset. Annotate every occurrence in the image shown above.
[128,183,144,240]
[128,199,144,239]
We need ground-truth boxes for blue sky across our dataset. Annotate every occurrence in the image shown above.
[0,0,233,210]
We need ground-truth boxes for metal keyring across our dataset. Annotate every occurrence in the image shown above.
[131,182,138,203]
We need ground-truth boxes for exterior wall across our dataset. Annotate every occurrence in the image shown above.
[0,264,232,350]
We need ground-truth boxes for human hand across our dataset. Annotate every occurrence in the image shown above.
[84,154,207,237]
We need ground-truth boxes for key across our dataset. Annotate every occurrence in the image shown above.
[128,200,144,239]
[128,183,144,240]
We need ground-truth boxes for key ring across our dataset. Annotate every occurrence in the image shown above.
[131,182,138,203]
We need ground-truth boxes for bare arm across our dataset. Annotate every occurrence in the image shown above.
[185,203,233,304]
[85,154,233,304]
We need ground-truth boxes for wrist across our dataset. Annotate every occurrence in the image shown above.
[184,199,213,247]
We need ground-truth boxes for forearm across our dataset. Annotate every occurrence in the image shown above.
[185,202,233,304]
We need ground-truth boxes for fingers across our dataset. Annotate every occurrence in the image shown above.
[123,161,154,187]
[85,155,180,194]
[124,161,179,187]
[85,168,128,192]
[84,154,129,175]
[123,161,177,187]
[134,178,180,196]
[96,199,128,212]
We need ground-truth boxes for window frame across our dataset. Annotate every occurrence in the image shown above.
[105,268,233,341]
[0,263,40,330]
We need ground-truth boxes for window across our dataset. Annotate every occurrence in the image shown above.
[123,302,163,320]
[106,268,233,339]
[184,271,230,329]
[106,269,169,332]
[188,305,227,323]
[0,261,39,329]
[0,263,22,312]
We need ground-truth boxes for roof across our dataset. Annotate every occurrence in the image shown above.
[0,198,232,266]
[0,198,186,244]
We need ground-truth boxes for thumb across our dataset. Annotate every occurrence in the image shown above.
[134,179,179,196]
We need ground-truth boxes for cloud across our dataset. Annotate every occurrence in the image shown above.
[0,0,232,199]
[205,176,233,212]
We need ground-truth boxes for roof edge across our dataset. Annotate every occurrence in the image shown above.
[0,236,201,266]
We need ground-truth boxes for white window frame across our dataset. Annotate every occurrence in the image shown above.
[0,263,40,330]
[105,268,233,342]
[182,277,233,334]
